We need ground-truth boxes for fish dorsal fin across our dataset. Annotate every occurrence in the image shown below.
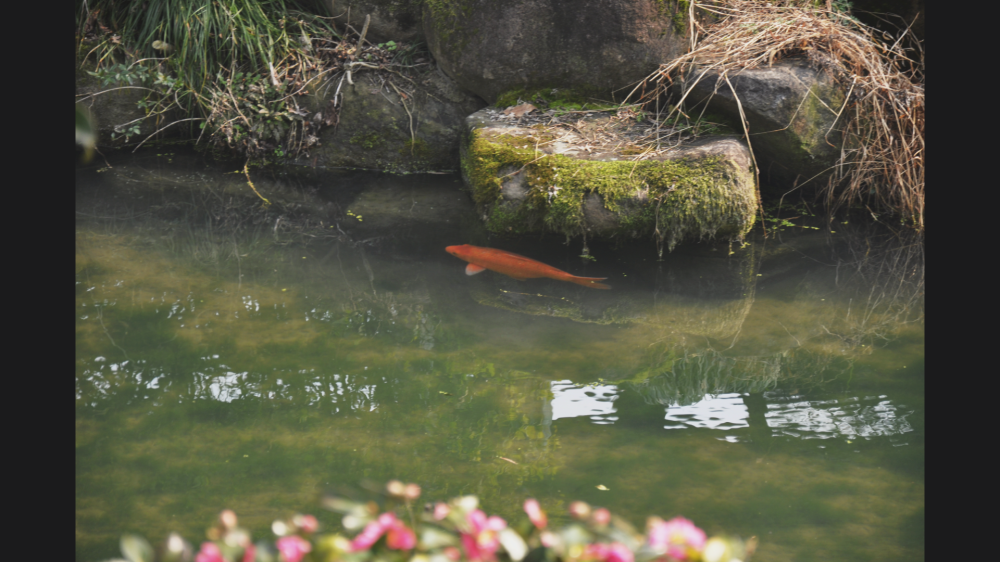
[465,263,487,276]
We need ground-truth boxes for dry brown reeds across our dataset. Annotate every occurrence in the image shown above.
[628,0,924,229]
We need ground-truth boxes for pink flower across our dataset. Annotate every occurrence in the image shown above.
[461,509,508,561]
[524,499,548,529]
[584,542,633,562]
[350,512,416,552]
[277,535,312,562]
[606,543,634,562]
[647,517,706,561]
[294,514,319,534]
[585,543,609,560]
[569,501,591,519]
[592,508,611,526]
[386,520,417,550]
[196,542,224,562]
[220,510,238,530]
[434,502,451,521]
[351,518,388,551]
[404,483,421,500]
[241,543,256,562]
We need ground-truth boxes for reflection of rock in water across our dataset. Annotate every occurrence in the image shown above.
[341,289,441,350]
[412,305,438,350]
[626,350,781,406]
[466,244,759,340]
[639,294,754,339]
[625,345,864,407]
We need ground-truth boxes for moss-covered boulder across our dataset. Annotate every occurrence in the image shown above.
[460,107,757,251]
[310,67,485,172]
[681,58,847,188]
[422,0,686,104]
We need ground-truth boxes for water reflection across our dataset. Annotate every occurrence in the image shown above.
[542,379,915,444]
[663,393,749,431]
[764,391,915,442]
[550,381,619,425]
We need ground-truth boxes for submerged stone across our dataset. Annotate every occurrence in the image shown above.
[459,107,757,251]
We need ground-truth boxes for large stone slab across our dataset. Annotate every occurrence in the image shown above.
[422,0,686,104]
[460,107,757,251]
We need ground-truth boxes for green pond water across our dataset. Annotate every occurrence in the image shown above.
[76,148,924,561]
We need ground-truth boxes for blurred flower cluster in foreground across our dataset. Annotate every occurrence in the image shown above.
[103,481,755,562]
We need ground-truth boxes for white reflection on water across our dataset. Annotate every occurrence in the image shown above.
[764,392,914,440]
[547,383,914,442]
[550,381,619,424]
[663,393,749,430]
[207,371,247,402]
[190,370,381,412]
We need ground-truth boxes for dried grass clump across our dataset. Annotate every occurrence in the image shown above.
[629,0,924,229]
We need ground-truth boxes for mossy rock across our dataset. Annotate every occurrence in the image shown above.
[459,107,757,251]
[680,58,847,190]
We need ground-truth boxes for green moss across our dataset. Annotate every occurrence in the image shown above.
[350,132,385,150]
[461,127,757,251]
[400,138,432,159]
[673,0,690,35]
[423,0,474,52]
[755,80,845,178]
[493,87,617,112]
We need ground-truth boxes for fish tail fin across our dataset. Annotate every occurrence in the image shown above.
[568,275,611,290]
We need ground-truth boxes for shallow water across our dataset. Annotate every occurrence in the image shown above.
[76,148,924,561]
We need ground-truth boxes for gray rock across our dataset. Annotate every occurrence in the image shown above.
[326,0,425,43]
[680,58,847,187]
[309,67,485,172]
[422,0,686,104]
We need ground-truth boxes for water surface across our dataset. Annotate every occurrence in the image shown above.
[76,148,924,561]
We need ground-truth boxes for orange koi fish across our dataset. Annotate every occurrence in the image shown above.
[446,244,610,289]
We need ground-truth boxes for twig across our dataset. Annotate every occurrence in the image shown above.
[97,306,129,360]
[723,71,766,237]
[358,14,371,50]
[132,118,205,152]
[243,162,271,206]
[75,86,159,102]
[388,81,416,155]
